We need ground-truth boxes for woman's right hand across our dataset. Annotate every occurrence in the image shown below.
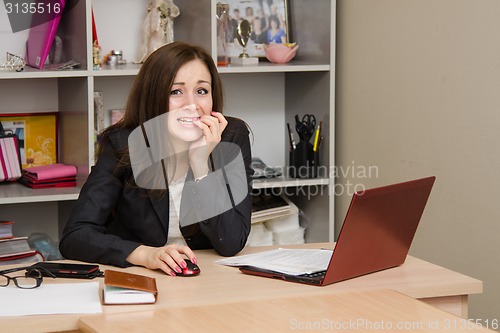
[126,244,197,276]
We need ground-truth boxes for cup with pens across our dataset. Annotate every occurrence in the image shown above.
[287,114,322,178]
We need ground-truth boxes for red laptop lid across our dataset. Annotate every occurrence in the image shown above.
[323,176,435,285]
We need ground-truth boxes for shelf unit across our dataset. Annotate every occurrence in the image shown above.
[0,0,335,243]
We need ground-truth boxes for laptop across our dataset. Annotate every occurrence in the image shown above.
[239,176,436,286]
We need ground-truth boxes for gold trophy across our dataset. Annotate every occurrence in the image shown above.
[231,19,258,65]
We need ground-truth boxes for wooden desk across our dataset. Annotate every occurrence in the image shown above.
[79,289,496,333]
[0,243,483,333]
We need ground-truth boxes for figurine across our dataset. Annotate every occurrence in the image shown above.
[92,40,102,70]
[135,0,180,63]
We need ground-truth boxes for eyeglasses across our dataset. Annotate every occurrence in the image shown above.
[0,266,56,289]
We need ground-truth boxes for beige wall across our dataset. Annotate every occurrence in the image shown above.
[336,0,500,324]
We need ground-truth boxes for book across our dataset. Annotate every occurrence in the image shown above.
[18,163,77,189]
[0,134,22,182]
[23,163,77,181]
[0,221,14,239]
[0,250,44,266]
[18,175,77,189]
[102,270,158,305]
[0,236,31,256]
[252,193,289,213]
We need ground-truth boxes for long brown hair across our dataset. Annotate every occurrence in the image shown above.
[98,41,224,160]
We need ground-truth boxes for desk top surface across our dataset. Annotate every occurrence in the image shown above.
[0,243,483,333]
[79,289,495,333]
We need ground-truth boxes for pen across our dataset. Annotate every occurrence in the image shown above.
[312,126,320,151]
[287,122,296,150]
[315,121,323,151]
[313,125,320,152]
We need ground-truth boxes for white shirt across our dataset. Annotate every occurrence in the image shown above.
[166,174,187,246]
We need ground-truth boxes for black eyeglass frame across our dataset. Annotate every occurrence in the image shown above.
[0,266,56,289]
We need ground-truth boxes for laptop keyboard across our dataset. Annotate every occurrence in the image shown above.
[300,271,326,279]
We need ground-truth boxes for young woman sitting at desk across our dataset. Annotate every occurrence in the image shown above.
[59,42,253,277]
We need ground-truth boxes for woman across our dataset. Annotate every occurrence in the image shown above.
[250,16,268,44]
[266,16,286,44]
[59,42,253,277]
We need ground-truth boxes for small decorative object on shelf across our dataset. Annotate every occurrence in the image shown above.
[92,40,102,70]
[135,0,180,63]
[216,2,231,66]
[264,42,298,64]
[230,19,259,66]
[104,50,127,66]
[0,53,25,72]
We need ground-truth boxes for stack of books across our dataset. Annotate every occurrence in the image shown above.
[0,222,44,266]
[251,192,293,224]
[18,163,77,188]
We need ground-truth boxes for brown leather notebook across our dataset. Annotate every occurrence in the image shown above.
[102,269,158,305]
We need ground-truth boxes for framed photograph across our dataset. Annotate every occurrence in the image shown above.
[0,112,58,168]
[223,0,290,58]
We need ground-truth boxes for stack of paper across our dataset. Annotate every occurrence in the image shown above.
[0,282,102,316]
[216,248,333,276]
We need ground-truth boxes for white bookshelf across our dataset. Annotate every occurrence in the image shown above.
[0,183,81,204]
[0,0,336,243]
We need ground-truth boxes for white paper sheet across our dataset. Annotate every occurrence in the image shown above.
[0,282,102,316]
[215,248,333,275]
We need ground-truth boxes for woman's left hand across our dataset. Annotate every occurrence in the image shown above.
[189,112,227,177]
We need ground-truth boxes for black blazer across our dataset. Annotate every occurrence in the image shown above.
[59,117,253,267]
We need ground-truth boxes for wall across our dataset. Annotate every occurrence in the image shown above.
[336,0,500,325]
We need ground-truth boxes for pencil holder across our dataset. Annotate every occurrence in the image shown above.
[289,141,318,178]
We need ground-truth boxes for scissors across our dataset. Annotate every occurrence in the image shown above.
[295,114,316,141]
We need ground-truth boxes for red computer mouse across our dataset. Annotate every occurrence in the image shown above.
[177,259,201,277]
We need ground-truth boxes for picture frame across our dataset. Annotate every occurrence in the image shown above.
[0,112,58,168]
[221,0,290,58]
